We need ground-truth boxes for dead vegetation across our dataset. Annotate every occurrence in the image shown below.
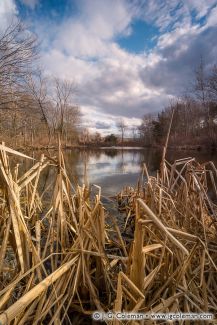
[0,143,217,324]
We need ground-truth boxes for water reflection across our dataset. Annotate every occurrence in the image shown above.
[14,147,217,197]
[64,148,217,196]
[64,148,163,196]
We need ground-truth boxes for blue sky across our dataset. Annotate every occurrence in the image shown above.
[118,19,160,53]
[1,0,217,134]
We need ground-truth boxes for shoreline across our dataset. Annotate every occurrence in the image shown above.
[13,143,216,152]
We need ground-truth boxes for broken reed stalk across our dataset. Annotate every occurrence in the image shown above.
[129,202,146,295]
[0,255,79,324]
[160,108,174,182]
[137,198,189,256]
[0,142,217,324]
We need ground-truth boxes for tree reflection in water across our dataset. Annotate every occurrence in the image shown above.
[15,147,217,197]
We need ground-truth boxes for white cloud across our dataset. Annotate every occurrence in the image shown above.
[206,5,217,27]
[20,0,39,10]
[41,49,99,84]
[0,0,17,30]
[185,0,217,19]
[157,24,199,49]
[77,0,132,39]
[140,0,187,31]
[81,105,141,135]
[52,0,134,59]
[140,0,217,32]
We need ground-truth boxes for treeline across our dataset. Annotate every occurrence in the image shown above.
[78,132,139,147]
[0,21,81,147]
[139,60,217,149]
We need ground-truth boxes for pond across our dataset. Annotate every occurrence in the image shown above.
[60,147,217,197]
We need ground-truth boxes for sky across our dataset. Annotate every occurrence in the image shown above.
[1,0,217,134]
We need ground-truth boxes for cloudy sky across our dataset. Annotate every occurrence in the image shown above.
[1,0,217,134]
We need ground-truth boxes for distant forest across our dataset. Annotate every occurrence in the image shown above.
[139,59,217,149]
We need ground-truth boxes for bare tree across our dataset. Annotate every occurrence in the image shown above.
[138,114,155,145]
[80,128,90,145]
[194,57,208,105]
[194,58,213,141]
[93,132,102,144]
[116,118,126,146]
[0,21,84,147]
[0,21,38,89]
[53,78,80,141]
[24,71,51,141]
[208,65,217,102]
[131,126,137,140]
[64,104,81,144]
[0,20,39,145]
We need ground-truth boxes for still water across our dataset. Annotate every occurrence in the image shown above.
[60,147,217,197]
